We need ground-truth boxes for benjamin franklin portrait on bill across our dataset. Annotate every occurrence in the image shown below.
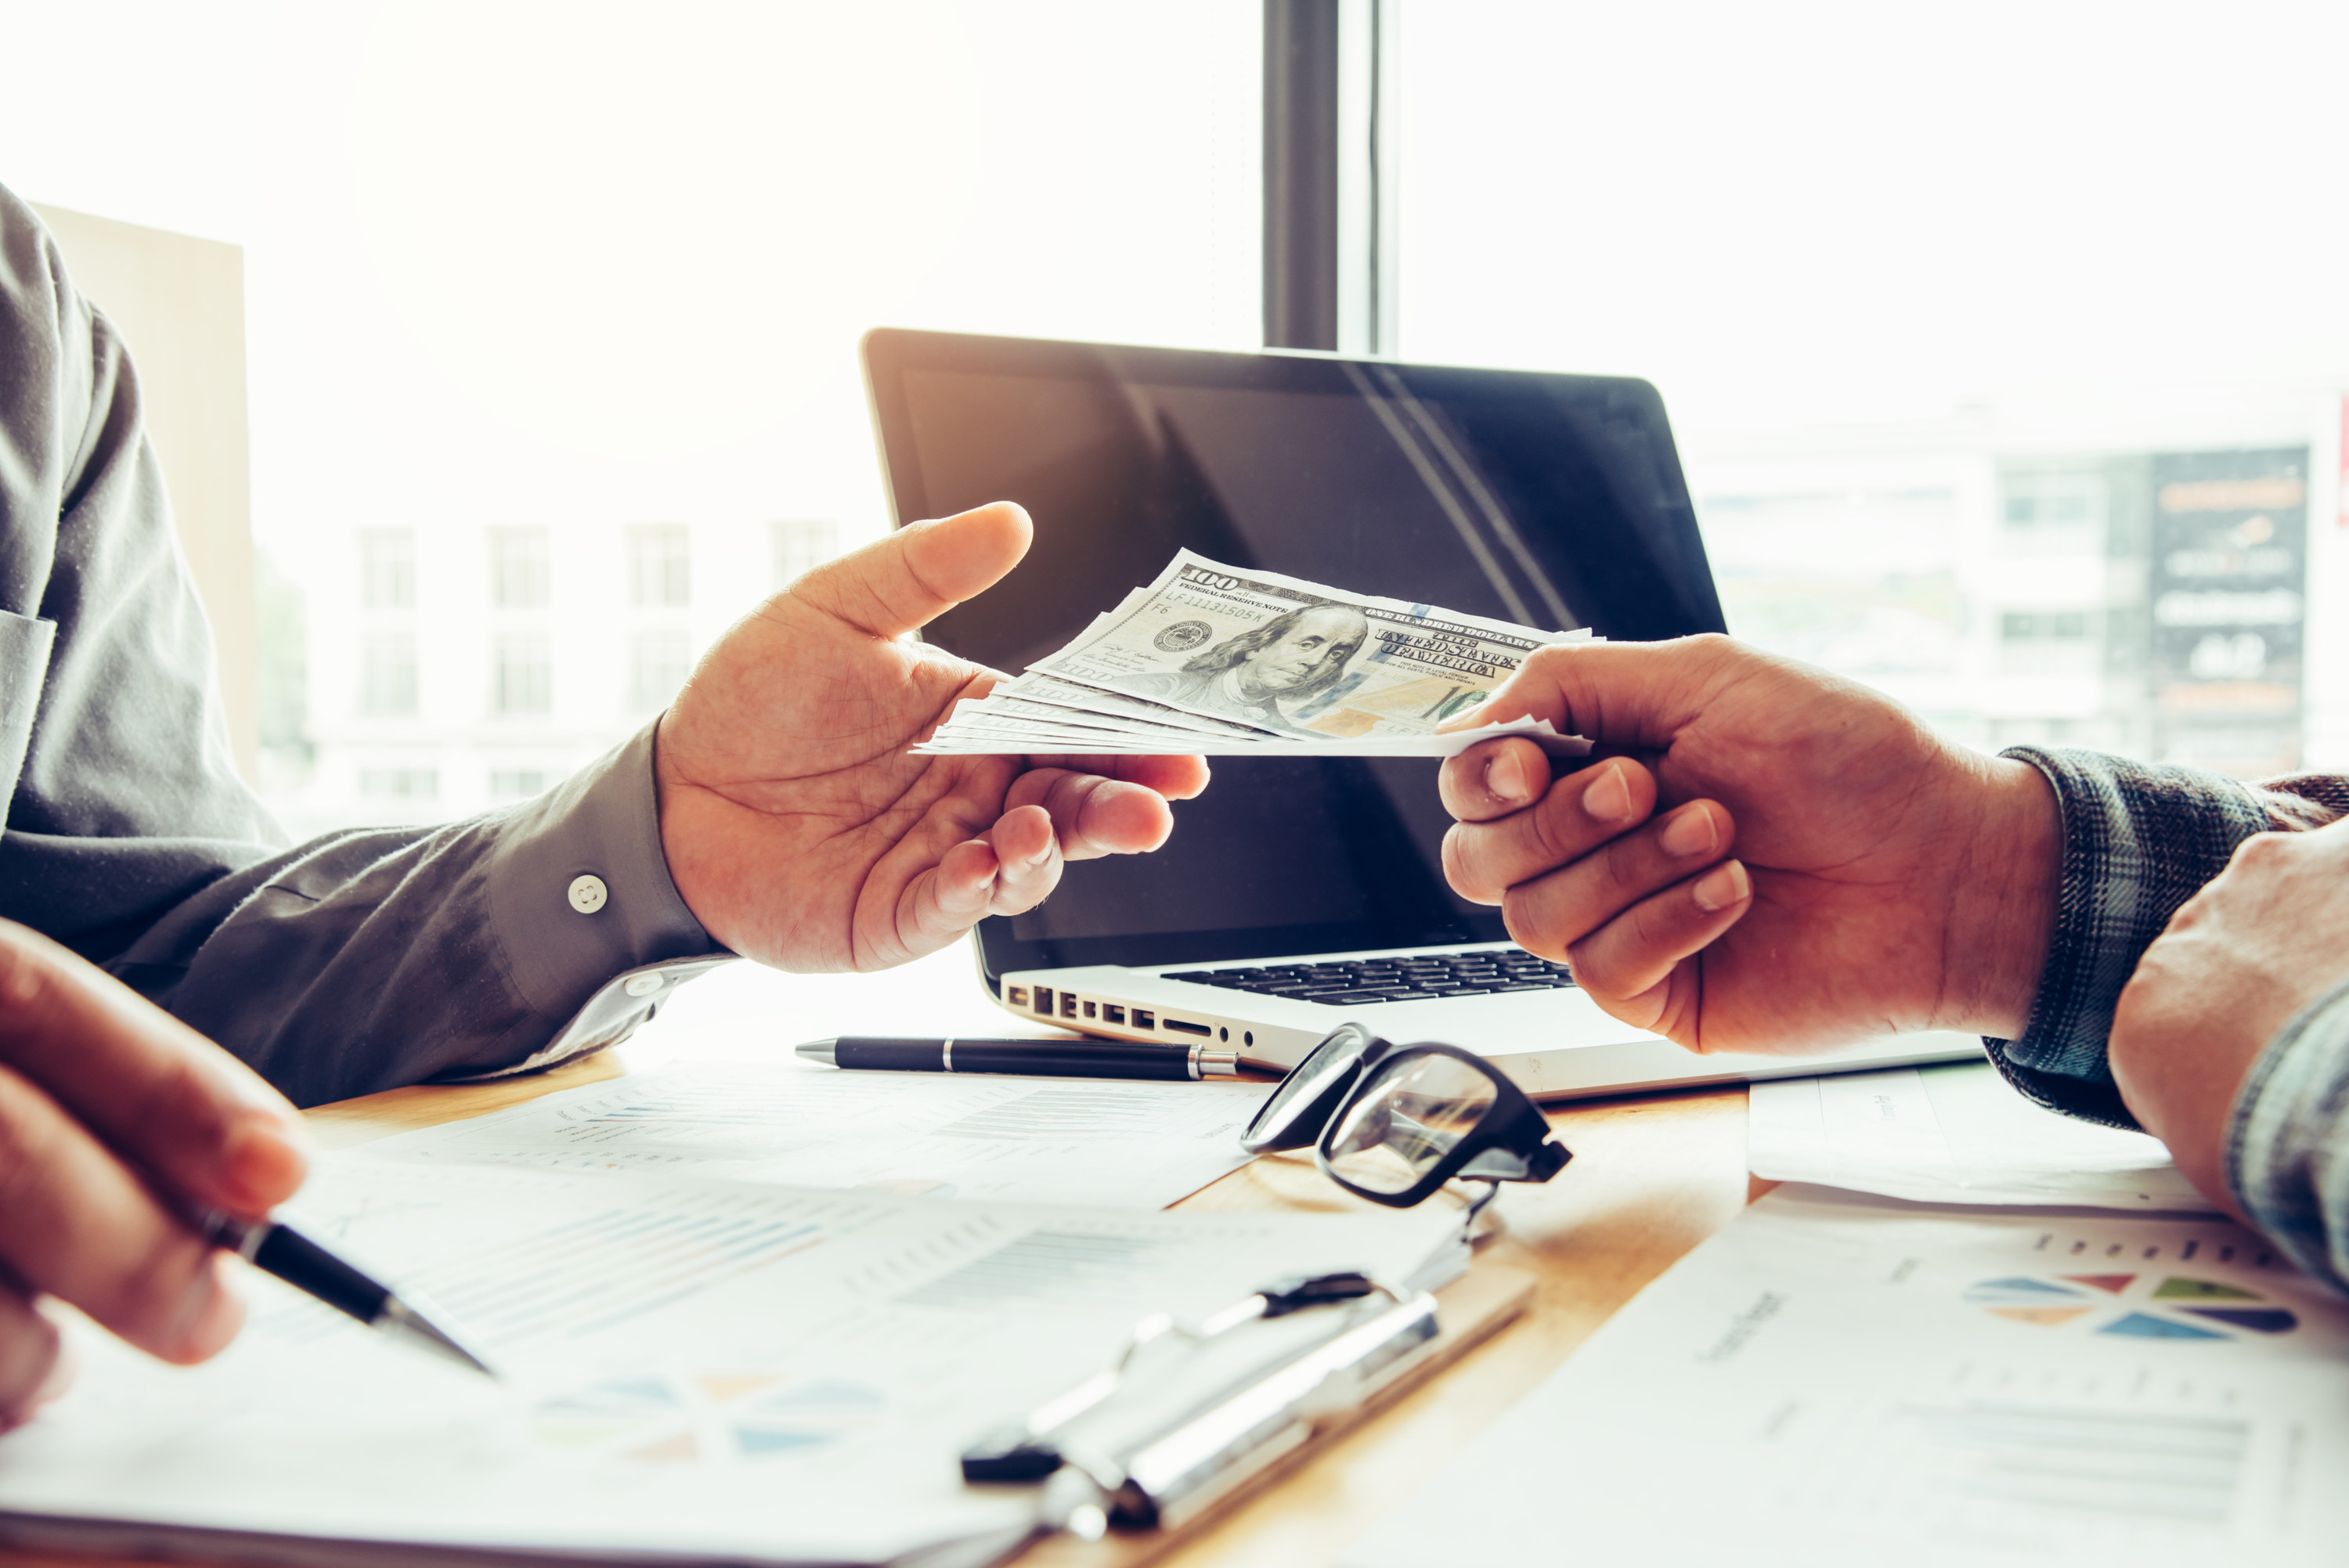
[1126,602,1371,734]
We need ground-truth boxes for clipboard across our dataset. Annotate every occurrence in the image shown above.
[1013,1262,1536,1568]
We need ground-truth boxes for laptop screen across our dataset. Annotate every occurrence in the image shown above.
[863,330,1726,976]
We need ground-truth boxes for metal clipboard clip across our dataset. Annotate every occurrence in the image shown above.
[961,1271,1442,1538]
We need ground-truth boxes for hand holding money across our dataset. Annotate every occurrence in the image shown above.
[914,550,1597,759]
[655,504,1208,972]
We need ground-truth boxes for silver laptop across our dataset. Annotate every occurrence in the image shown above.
[862,330,1980,1099]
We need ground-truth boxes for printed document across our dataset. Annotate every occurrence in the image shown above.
[1749,1059,2212,1210]
[0,1156,1455,1566]
[1349,1185,2349,1568]
[354,1061,1269,1209]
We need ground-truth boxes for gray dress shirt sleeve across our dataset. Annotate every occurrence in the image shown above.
[0,182,724,1107]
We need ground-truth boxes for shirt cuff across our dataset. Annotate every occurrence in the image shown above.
[479,720,727,1067]
[2226,978,2349,1294]
[1983,746,2268,1126]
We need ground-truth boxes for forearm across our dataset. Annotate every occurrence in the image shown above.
[103,725,727,1106]
[2228,981,2349,1294]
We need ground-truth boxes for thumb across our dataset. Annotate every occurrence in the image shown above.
[1463,635,1745,752]
[789,502,1033,640]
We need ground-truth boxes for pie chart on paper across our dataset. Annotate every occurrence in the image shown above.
[1962,1272,2298,1341]
[531,1373,887,1463]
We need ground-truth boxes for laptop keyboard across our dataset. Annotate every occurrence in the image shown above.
[1162,951,1576,1006]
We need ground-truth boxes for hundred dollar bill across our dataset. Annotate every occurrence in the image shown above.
[911,550,1597,759]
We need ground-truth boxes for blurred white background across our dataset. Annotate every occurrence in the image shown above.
[4,0,2344,835]
[2,1,1259,831]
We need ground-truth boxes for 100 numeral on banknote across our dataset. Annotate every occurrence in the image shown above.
[915,552,1596,759]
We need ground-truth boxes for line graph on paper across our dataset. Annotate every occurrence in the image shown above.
[352,1065,1265,1208]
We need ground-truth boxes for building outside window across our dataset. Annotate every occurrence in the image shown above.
[771,518,839,590]
[489,526,550,609]
[2003,474,2108,538]
[627,524,691,608]
[358,528,417,611]
[629,628,693,713]
[489,769,547,802]
[359,629,418,717]
[358,767,437,801]
[494,630,553,716]
[1403,6,2345,774]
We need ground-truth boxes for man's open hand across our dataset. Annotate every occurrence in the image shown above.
[654,503,1209,970]
[1437,636,2060,1054]
[2109,817,2349,1210]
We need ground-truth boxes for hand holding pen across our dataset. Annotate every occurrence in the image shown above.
[0,923,486,1430]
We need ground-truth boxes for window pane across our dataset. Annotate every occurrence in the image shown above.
[493,631,552,716]
[489,769,547,802]
[629,629,693,713]
[359,530,416,611]
[359,767,437,800]
[360,630,417,717]
[489,527,550,609]
[628,524,691,609]
[772,518,839,590]
[1400,3,2347,773]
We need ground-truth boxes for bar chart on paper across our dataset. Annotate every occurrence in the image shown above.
[1347,1188,2349,1568]
[410,1199,833,1342]
[1962,1271,2300,1340]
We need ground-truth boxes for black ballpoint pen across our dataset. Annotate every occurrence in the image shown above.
[196,1209,498,1378]
[797,1036,1242,1082]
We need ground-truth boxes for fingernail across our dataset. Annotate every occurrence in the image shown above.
[1485,748,1532,805]
[1661,807,1717,859]
[1581,766,1632,824]
[221,1118,310,1209]
[1693,860,1751,913]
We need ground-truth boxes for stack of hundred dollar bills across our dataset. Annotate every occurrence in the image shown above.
[913,550,1599,759]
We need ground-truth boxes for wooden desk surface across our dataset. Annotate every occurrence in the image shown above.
[6,959,1760,1568]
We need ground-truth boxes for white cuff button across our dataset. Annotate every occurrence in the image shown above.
[567,874,609,914]
[623,972,666,998]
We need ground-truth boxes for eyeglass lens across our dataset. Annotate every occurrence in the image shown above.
[1322,1052,1499,1195]
[1245,1026,1374,1144]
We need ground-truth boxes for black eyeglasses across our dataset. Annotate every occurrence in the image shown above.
[1240,1024,1571,1208]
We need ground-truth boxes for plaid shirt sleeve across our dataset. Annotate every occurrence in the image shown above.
[1990,747,2349,1290]
[2228,979,2349,1292]
[1985,748,2277,1127]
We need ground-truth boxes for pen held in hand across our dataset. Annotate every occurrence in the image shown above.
[797,1036,1241,1081]
[197,1209,499,1379]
